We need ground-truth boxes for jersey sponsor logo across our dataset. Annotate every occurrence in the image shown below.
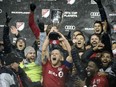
[92,79,100,87]
[52,40,57,44]
[48,70,64,78]
[58,71,64,78]
[48,70,57,77]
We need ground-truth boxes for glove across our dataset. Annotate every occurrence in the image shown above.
[5,12,12,25]
[30,3,36,12]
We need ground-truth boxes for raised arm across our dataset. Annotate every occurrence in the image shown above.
[95,0,112,51]
[29,3,40,39]
[57,31,71,55]
[57,31,72,63]
[3,13,12,54]
[10,26,21,38]
[94,0,110,33]
[42,36,49,64]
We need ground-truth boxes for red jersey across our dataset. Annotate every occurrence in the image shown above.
[90,74,109,87]
[29,12,40,39]
[42,60,69,87]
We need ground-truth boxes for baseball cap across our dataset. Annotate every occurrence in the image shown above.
[5,53,23,65]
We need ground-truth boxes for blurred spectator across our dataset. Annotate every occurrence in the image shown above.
[0,53,23,87]
[3,25,26,59]
[3,13,33,87]
[99,51,116,87]
[72,30,82,44]
[112,42,116,58]
[20,46,42,87]
[0,41,4,67]
[76,58,109,87]
[93,0,112,53]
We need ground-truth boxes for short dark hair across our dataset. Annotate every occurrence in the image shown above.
[101,50,113,58]
[50,45,63,56]
[94,20,103,28]
[94,20,103,33]
[89,57,102,69]
[5,53,23,65]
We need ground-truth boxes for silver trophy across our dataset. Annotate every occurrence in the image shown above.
[51,9,63,26]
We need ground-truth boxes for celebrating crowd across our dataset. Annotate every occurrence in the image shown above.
[0,0,116,87]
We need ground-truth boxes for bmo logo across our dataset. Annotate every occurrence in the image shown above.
[90,12,100,18]
[65,25,76,31]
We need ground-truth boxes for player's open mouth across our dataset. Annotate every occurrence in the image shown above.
[53,58,56,60]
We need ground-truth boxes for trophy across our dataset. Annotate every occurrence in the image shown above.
[51,9,63,26]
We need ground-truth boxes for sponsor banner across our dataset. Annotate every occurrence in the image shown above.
[90,12,100,18]
[16,22,25,31]
[67,0,75,5]
[65,25,76,31]
[109,13,116,17]
[0,0,3,2]
[0,9,2,14]
[0,25,4,27]
[39,0,57,1]
[42,9,50,18]
[11,11,30,14]
[63,11,78,17]
[17,0,21,2]
[85,28,94,30]
[91,0,96,4]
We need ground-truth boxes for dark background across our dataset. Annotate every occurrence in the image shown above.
[0,0,116,45]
